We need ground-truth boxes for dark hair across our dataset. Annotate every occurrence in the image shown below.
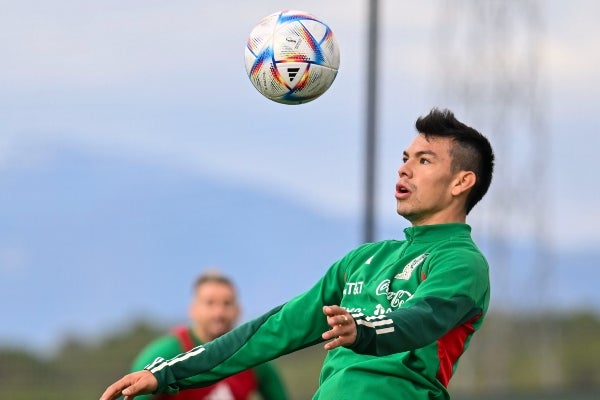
[415,108,495,214]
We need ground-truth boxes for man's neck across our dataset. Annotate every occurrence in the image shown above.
[409,212,466,227]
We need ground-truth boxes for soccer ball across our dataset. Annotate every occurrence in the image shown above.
[244,10,340,105]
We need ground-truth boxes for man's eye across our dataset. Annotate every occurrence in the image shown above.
[420,158,430,164]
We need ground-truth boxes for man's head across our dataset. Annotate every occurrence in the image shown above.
[188,270,240,343]
[396,108,494,225]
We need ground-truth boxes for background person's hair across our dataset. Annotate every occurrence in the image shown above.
[193,269,236,292]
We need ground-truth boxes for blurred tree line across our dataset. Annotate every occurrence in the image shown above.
[1,312,599,400]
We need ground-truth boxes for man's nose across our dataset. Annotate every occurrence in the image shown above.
[398,162,411,178]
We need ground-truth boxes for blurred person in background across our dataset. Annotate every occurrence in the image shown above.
[129,270,288,400]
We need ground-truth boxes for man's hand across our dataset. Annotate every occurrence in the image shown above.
[99,370,158,400]
[322,305,357,350]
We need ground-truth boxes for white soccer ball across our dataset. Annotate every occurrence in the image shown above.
[244,9,340,105]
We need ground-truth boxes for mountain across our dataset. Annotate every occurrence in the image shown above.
[0,149,363,353]
[1,149,598,354]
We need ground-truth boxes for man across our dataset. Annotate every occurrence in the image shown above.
[129,271,288,400]
[100,108,495,400]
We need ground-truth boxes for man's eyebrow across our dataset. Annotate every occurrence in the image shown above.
[403,150,438,157]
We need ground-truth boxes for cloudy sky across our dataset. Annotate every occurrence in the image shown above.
[1,0,599,350]
[3,0,598,246]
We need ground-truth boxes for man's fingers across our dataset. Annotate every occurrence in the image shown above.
[323,305,351,326]
[323,336,341,350]
[322,305,357,351]
[323,332,354,350]
[100,376,139,400]
[323,305,344,316]
[99,371,157,400]
[99,381,127,400]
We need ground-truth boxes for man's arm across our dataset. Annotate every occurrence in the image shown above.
[98,246,370,400]
[131,260,348,396]
[147,302,324,394]
[97,303,351,400]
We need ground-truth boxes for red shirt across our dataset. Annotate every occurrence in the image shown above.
[154,326,258,400]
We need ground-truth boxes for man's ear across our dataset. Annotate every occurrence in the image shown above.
[452,171,476,196]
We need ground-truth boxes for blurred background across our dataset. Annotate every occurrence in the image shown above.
[1,0,598,399]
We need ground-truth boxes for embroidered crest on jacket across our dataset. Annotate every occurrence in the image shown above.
[395,253,429,280]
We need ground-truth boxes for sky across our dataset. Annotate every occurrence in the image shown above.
[1,0,599,352]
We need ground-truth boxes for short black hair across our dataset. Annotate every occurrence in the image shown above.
[415,108,495,214]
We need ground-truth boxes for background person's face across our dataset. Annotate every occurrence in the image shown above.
[189,282,240,342]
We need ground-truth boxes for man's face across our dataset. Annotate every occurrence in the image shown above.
[189,281,240,342]
[395,134,461,225]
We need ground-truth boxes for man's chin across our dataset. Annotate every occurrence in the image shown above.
[397,208,410,219]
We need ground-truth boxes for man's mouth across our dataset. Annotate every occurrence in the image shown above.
[396,183,412,199]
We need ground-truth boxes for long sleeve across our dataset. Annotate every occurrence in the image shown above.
[146,259,347,395]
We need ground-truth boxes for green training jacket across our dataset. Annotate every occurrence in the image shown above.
[145,223,490,400]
